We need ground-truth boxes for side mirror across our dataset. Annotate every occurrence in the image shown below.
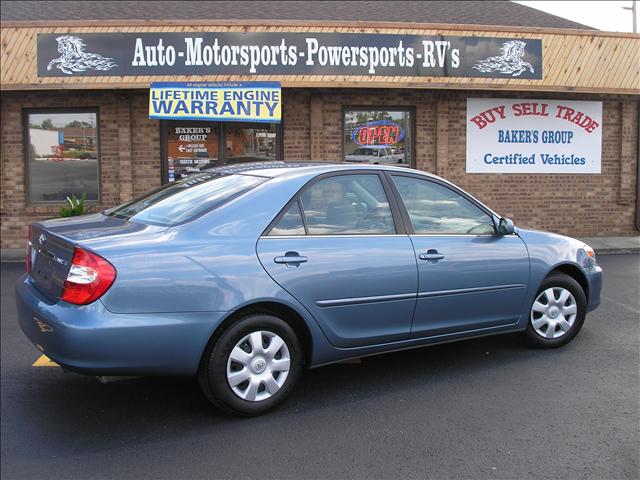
[497,217,515,235]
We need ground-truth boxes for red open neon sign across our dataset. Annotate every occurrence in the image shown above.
[352,120,404,147]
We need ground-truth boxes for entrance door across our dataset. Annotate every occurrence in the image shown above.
[162,121,282,183]
[224,122,279,164]
[163,121,219,183]
[389,174,530,337]
[257,172,418,348]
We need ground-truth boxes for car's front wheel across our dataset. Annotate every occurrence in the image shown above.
[198,314,303,416]
[525,272,587,348]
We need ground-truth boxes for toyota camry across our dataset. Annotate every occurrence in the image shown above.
[16,162,602,415]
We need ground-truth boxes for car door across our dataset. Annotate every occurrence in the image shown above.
[257,172,418,348]
[388,173,530,338]
[378,148,393,165]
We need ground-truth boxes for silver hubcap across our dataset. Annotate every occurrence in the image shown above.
[531,287,578,339]
[226,331,291,402]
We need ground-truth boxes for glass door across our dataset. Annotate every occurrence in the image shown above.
[224,122,279,164]
[164,121,219,183]
[162,121,281,183]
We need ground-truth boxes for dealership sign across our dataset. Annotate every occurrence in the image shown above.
[37,33,541,79]
[149,82,281,122]
[466,99,602,174]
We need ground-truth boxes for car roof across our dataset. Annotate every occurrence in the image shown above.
[206,161,440,179]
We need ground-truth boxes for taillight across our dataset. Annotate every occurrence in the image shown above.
[61,247,116,305]
[25,225,32,274]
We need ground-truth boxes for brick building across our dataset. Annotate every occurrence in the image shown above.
[1,1,639,250]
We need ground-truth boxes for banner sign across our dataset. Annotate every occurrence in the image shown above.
[37,32,542,79]
[148,82,281,122]
[466,99,602,174]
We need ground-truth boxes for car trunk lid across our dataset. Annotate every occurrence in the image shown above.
[28,213,166,302]
[29,223,76,301]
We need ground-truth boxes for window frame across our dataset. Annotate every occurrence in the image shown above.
[23,107,101,205]
[384,171,498,236]
[342,106,416,169]
[263,170,407,237]
[160,120,284,185]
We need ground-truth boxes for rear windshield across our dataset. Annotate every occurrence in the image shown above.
[104,173,266,226]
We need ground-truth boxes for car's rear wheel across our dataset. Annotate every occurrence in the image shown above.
[525,272,587,348]
[198,314,303,416]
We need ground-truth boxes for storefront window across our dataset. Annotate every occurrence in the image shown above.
[25,110,99,202]
[163,121,280,183]
[343,109,413,167]
[225,123,278,164]
[165,121,219,182]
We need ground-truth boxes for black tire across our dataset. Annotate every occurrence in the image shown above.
[525,272,587,348]
[198,314,303,416]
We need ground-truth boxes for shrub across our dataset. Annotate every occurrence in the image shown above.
[59,193,86,217]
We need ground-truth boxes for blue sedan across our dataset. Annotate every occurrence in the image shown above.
[16,162,602,415]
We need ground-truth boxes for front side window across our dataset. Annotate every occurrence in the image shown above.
[26,110,99,202]
[392,176,495,235]
[105,173,266,226]
[298,175,396,235]
[344,109,412,167]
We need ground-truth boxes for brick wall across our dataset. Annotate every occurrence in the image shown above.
[1,88,638,249]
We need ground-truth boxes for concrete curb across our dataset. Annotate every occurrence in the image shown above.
[2,249,24,263]
[3,237,639,262]
[579,236,640,256]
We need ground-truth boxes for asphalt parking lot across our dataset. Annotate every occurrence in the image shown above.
[1,255,639,480]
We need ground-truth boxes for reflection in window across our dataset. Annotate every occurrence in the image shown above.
[105,173,266,226]
[270,202,306,236]
[344,110,412,167]
[392,176,495,235]
[300,175,395,235]
[26,110,99,202]
[226,123,278,164]
[166,121,218,183]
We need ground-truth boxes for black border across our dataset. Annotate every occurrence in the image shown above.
[341,105,417,169]
[23,107,101,204]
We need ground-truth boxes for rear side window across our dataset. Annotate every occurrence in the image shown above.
[105,173,266,226]
[300,175,395,235]
[269,202,306,236]
[269,174,396,236]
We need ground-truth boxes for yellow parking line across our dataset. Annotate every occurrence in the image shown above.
[32,355,59,367]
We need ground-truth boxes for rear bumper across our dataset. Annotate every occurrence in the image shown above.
[15,274,226,376]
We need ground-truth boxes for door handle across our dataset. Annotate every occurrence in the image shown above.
[274,251,308,265]
[419,250,445,261]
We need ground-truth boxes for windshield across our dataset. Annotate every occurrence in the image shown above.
[104,173,266,226]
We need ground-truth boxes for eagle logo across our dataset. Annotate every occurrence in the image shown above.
[473,40,534,77]
[47,35,117,75]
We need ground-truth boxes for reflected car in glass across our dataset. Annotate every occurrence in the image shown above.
[345,147,400,165]
[16,162,602,416]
